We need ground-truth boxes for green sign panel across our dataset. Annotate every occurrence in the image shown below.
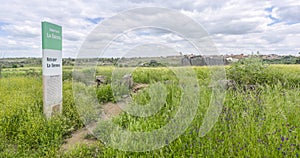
[42,22,62,50]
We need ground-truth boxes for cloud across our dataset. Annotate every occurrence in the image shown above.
[2,23,40,38]
[0,0,299,57]
[273,5,300,24]
[64,30,85,42]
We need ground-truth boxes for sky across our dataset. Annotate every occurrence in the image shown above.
[0,0,299,58]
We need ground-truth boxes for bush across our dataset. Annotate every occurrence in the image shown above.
[227,56,300,88]
[227,55,269,85]
[96,84,115,103]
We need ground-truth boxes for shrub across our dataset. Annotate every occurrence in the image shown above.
[227,55,269,85]
[96,84,115,103]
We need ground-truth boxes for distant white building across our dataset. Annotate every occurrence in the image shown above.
[226,57,239,63]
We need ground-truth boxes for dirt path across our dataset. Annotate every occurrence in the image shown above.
[101,102,123,120]
[60,84,149,151]
[60,102,123,151]
[60,127,97,151]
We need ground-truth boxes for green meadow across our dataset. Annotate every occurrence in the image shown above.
[0,59,299,157]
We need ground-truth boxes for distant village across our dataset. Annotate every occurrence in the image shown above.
[180,53,296,66]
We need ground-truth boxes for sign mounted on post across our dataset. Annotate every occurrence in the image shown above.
[42,21,62,118]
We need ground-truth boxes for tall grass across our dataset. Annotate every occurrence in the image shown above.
[0,77,82,156]
[0,63,299,157]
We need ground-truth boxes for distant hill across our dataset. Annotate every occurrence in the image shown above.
[0,54,299,68]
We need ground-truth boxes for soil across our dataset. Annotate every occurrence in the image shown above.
[60,127,97,151]
[102,102,122,120]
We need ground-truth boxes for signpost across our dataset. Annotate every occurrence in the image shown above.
[42,22,62,118]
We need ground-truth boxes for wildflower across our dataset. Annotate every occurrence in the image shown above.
[277,147,281,150]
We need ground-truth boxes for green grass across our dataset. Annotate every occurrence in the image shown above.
[0,64,299,157]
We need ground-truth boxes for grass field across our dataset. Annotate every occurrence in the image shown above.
[0,62,299,157]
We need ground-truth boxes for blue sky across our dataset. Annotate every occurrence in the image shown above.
[0,0,299,58]
[85,17,104,24]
